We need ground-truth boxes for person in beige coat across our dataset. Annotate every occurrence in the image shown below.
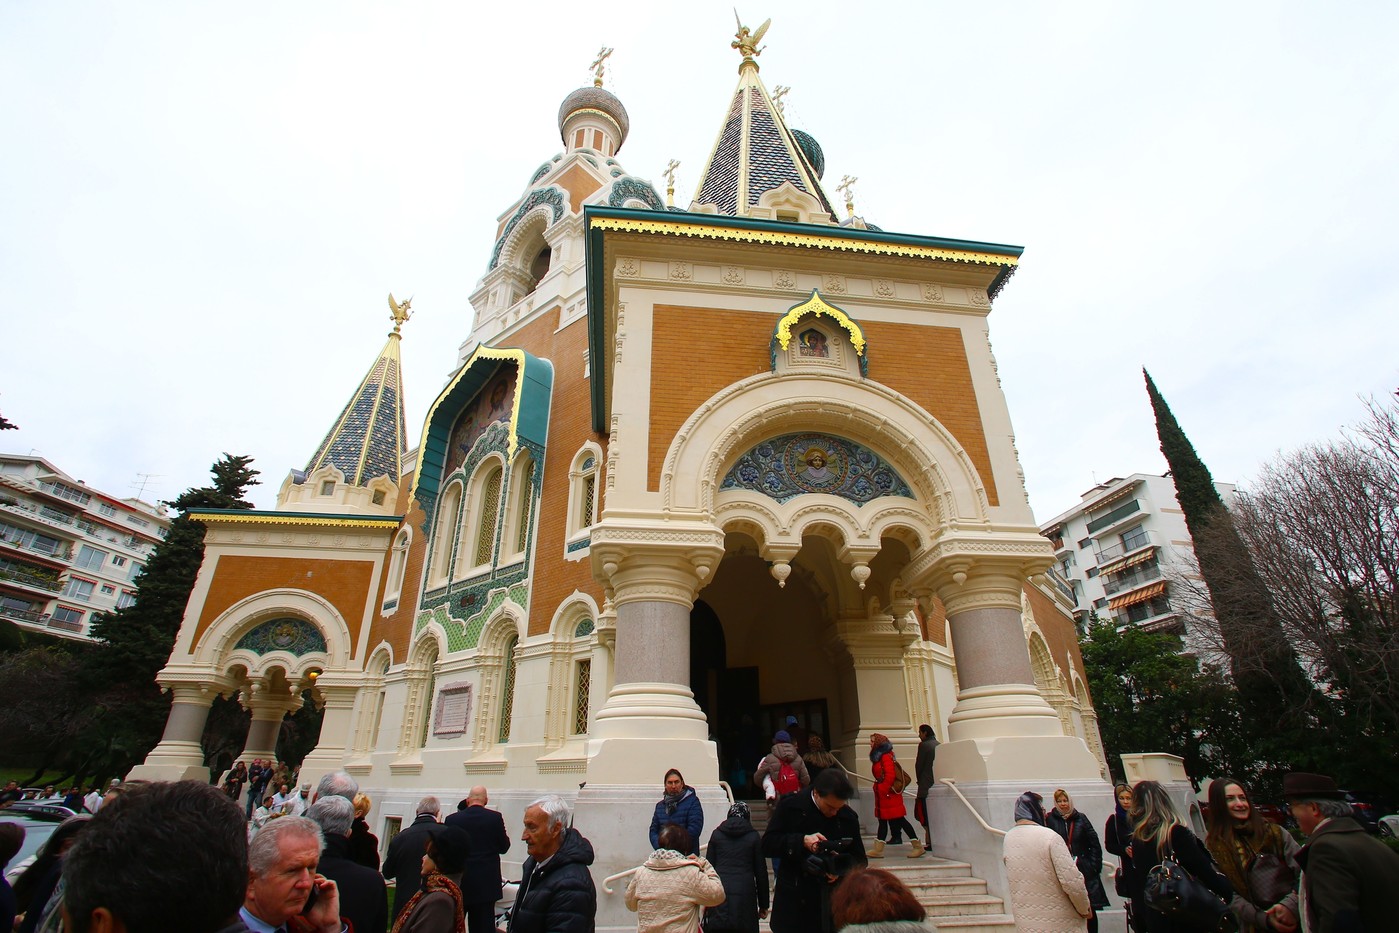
[626,824,726,933]
[1002,791,1091,933]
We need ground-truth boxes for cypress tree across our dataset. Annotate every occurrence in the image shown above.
[78,454,259,775]
[1143,371,1318,752]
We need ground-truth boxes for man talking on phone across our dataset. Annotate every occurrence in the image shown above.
[241,816,346,933]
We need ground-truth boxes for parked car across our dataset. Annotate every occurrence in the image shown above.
[2,804,74,883]
[1342,790,1392,834]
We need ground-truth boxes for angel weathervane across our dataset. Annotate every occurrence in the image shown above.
[732,11,770,64]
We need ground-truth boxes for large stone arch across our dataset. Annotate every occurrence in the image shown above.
[192,589,351,680]
[663,369,991,526]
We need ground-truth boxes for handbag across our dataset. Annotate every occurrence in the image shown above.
[1245,831,1297,906]
[1142,835,1234,932]
[1114,862,1129,897]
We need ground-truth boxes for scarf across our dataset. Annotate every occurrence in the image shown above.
[391,872,465,933]
[1207,820,1281,906]
[663,788,685,815]
[1013,792,1046,826]
[728,801,751,821]
[868,734,893,763]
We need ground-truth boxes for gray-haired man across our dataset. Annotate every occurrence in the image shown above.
[383,795,442,920]
[308,795,386,933]
[510,794,596,933]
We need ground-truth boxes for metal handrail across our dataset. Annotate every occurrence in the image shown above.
[602,843,709,895]
[835,757,915,798]
[938,778,1006,837]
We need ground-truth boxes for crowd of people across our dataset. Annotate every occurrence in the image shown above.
[5,730,1396,933]
[1003,771,1399,933]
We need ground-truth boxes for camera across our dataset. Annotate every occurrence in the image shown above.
[803,837,857,878]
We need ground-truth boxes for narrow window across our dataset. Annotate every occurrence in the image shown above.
[474,468,503,566]
[573,658,591,735]
[498,633,518,743]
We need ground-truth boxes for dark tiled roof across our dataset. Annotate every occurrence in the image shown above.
[695,90,744,215]
[746,88,810,207]
[305,336,406,487]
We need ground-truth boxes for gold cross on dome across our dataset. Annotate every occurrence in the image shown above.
[591,47,614,87]
[663,160,681,206]
[836,175,858,217]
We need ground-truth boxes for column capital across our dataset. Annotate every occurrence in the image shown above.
[591,520,724,608]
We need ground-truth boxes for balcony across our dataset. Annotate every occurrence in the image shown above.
[1096,529,1157,567]
[1103,564,1163,597]
[1085,499,1141,534]
[0,564,63,594]
[0,604,44,624]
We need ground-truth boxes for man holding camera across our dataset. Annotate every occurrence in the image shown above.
[762,768,867,933]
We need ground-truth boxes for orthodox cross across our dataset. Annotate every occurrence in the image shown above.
[663,159,681,206]
[591,47,614,87]
[836,175,858,217]
[771,84,790,114]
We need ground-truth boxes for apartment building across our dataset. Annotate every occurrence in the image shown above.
[0,453,170,641]
[1038,472,1234,642]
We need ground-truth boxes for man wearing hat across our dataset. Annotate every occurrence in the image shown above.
[1283,771,1399,931]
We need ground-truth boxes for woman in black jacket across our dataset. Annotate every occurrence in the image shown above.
[1124,781,1233,933]
[704,802,769,933]
[1047,788,1110,932]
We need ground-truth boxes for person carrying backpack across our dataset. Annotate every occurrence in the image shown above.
[755,730,810,808]
[869,733,923,858]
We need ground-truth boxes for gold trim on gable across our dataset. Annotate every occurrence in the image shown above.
[194,513,401,529]
[589,216,1019,268]
[776,290,866,355]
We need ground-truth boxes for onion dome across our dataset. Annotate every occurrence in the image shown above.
[558,86,630,155]
[790,129,825,180]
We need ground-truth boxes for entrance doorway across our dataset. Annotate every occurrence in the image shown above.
[689,542,852,794]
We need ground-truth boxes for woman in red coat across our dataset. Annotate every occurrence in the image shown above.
[869,733,923,858]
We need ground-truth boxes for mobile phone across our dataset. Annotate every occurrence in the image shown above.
[301,879,320,915]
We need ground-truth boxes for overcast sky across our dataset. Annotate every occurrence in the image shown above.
[3,2,1395,525]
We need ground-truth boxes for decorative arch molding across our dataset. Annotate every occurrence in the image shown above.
[193,589,351,677]
[1026,628,1073,738]
[663,370,991,524]
[548,592,602,639]
[489,187,567,270]
[712,496,936,557]
[771,290,868,376]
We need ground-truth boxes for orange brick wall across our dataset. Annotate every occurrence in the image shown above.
[368,487,427,664]
[1025,584,1088,687]
[859,320,998,506]
[649,306,776,490]
[194,554,375,658]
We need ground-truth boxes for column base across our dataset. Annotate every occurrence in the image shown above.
[127,739,211,783]
[935,735,1103,783]
[585,682,715,784]
[945,683,1066,742]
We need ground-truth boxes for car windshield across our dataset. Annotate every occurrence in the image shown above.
[1,811,68,882]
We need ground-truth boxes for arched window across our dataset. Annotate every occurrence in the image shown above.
[501,451,534,563]
[566,444,603,556]
[427,484,462,588]
[529,246,551,291]
[384,528,411,609]
[473,465,504,568]
[498,633,518,743]
[398,637,439,756]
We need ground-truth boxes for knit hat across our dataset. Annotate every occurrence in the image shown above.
[728,801,751,821]
[774,730,792,743]
[786,715,798,726]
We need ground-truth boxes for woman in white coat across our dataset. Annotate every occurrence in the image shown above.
[1002,791,1092,933]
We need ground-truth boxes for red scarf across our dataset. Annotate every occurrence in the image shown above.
[391,872,466,933]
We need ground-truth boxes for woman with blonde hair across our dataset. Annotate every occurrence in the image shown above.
[1124,781,1233,933]
[1046,789,1109,932]
[348,791,381,870]
[1204,778,1299,932]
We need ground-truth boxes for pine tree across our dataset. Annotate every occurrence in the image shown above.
[77,454,259,774]
[1143,371,1317,749]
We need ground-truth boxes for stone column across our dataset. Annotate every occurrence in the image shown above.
[297,677,360,790]
[924,560,1102,782]
[238,687,304,763]
[126,682,219,782]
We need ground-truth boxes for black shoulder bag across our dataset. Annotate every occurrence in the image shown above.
[1142,831,1235,932]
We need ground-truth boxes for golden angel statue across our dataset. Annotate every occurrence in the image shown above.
[388,293,413,332]
[732,11,771,61]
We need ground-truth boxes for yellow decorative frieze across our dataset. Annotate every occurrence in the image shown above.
[589,216,1019,268]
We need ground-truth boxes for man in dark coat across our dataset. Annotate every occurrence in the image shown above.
[1285,771,1399,933]
[444,785,512,933]
[309,795,388,933]
[383,796,442,922]
[913,723,939,848]
[509,795,595,933]
[762,768,867,933]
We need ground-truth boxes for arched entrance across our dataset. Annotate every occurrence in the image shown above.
[690,532,859,793]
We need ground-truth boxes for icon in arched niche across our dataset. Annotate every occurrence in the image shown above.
[797,328,829,358]
[234,617,328,657]
[445,366,517,475]
[721,432,913,504]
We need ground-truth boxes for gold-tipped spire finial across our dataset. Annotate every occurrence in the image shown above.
[771,84,790,114]
[836,175,858,218]
[591,47,614,87]
[732,11,771,69]
[388,293,413,334]
[663,160,681,207]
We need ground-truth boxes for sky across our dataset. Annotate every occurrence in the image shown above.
[2,1,1396,523]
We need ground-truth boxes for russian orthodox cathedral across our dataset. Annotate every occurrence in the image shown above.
[134,23,1111,927]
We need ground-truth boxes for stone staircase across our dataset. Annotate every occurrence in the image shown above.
[744,804,1016,933]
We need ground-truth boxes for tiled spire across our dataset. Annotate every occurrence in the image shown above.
[691,51,835,218]
[304,313,408,488]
